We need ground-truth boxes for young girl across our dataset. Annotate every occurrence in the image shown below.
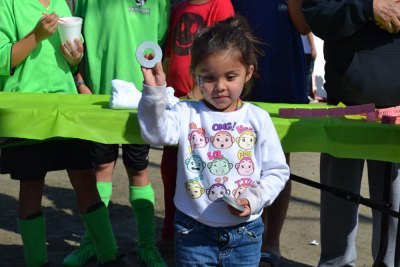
[159,0,234,245]
[138,15,290,266]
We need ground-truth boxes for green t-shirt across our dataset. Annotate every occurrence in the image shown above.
[75,0,170,95]
[0,0,77,93]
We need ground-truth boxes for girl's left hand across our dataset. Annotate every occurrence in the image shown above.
[61,39,84,66]
[227,198,251,217]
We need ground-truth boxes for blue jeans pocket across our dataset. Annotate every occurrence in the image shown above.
[174,210,196,235]
[240,217,264,242]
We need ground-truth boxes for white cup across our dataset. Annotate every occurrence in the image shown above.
[58,17,82,49]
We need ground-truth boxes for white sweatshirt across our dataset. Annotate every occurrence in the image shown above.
[138,84,290,227]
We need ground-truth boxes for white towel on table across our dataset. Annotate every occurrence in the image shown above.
[109,79,180,109]
[109,79,142,109]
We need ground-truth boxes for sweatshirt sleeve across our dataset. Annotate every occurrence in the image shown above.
[0,0,16,76]
[302,0,374,41]
[138,83,181,146]
[239,113,291,215]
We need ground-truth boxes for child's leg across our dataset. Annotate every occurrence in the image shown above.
[19,179,47,267]
[174,210,219,266]
[174,210,263,267]
[19,214,47,267]
[128,182,166,266]
[80,203,117,264]
[124,144,166,266]
[68,169,117,264]
[19,179,45,219]
[129,182,154,247]
[64,143,116,267]
[220,217,264,267]
[96,181,113,206]
[63,181,113,267]
[1,140,56,266]
[160,146,178,241]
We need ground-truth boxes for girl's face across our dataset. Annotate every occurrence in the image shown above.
[195,51,254,112]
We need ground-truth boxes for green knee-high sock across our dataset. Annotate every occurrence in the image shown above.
[81,205,117,264]
[129,184,156,249]
[18,215,47,267]
[97,182,113,207]
[81,182,113,242]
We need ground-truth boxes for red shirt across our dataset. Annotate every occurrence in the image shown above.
[165,0,234,97]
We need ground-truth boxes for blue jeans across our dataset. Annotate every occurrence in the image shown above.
[174,209,263,267]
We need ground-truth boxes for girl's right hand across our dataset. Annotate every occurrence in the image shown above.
[141,61,166,87]
[33,12,59,42]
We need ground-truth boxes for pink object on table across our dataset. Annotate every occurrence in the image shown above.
[359,103,376,113]
[345,105,362,115]
[295,109,313,117]
[311,108,329,116]
[376,106,400,118]
[381,115,400,125]
[366,112,377,122]
[278,103,376,119]
[328,108,346,116]
[279,108,296,118]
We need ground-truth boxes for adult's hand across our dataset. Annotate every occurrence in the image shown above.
[373,0,400,33]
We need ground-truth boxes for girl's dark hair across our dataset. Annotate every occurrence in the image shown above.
[190,15,262,100]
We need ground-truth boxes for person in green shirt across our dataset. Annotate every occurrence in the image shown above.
[0,1,80,92]
[0,0,127,266]
[63,1,169,267]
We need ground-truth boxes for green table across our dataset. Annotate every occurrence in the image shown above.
[0,91,398,162]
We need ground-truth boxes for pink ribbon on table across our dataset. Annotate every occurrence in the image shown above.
[279,103,400,125]
[279,103,375,118]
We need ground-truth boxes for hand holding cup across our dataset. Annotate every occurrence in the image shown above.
[60,39,84,66]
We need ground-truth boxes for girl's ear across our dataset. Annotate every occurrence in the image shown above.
[196,75,202,86]
[245,65,255,83]
[190,71,201,85]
